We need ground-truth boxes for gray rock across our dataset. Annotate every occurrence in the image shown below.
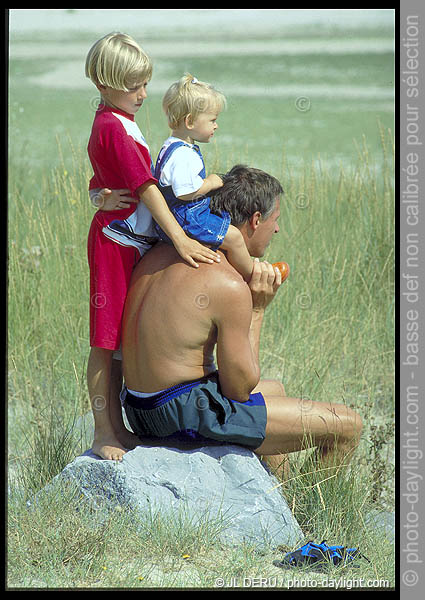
[53,444,303,549]
[365,510,395,543]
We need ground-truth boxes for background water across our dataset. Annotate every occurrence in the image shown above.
[9,8,395,182]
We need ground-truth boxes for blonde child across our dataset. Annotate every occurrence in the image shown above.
[85,34,218,461]
[154,74,254,281]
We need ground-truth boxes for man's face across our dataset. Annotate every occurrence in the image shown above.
[249,198,281,258]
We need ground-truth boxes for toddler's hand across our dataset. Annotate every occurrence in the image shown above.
[210,174,224,190]
[175,235,221,268]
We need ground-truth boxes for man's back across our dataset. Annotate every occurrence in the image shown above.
[122,242,245,393]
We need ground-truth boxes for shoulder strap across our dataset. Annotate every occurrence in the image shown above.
[154,141,188,180]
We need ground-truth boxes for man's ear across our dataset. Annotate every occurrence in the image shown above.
[248,211,262,231]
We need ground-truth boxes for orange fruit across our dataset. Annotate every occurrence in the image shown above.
[272,261,290,283]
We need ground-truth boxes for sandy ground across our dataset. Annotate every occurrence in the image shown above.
[9,8,394,36]
[9,9,394,97]
[10,39,394,98]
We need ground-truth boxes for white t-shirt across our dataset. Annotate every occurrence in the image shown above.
[157,136,204,198]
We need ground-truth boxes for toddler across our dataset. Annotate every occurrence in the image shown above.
[154,74,253,281]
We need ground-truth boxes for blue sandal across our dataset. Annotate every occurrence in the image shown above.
[273,540,370,571]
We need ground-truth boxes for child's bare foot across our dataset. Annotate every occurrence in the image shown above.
[92,434,128,461]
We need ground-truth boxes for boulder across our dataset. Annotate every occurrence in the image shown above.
[365,510,395,543]
[52,443,303,549]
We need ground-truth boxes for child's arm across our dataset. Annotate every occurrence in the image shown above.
[177,174,223,202]
[220,224,254,283]
[138,182,220,267]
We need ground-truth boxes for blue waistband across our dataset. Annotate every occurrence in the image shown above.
[124,373,217,410]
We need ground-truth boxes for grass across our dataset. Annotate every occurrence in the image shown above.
[7,121,394,588]
[8,453,394,589]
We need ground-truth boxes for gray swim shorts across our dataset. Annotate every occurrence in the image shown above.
[122,371,267,449]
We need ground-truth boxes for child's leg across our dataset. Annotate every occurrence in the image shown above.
[108,357,141,449]
[220,225,253,281]
[87,346,128,461]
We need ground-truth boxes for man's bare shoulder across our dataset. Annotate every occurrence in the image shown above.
[134,243,251,305]
[199,252,252,308]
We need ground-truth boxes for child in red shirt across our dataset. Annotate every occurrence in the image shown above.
[85,32,218,460]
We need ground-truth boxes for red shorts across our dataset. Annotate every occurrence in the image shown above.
[87,209,139,351]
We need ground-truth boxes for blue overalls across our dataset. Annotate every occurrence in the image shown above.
[154,141,231,250]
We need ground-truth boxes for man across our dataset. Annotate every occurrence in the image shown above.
[119,165,362,470]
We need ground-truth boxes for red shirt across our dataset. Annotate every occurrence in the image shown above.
[87,104,157,225]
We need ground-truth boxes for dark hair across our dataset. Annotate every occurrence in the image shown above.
[210,165,283,226]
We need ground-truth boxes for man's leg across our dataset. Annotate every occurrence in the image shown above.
[252,380,290,478]
[254,382,363,471]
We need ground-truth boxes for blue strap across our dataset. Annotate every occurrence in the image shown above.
[154,141,186,180]
[154,141,206,181]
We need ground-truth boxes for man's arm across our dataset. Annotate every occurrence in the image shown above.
[214,278,260,401]
[214,260,282,401]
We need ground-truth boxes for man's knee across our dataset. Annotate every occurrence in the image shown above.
[271,380,286,397]
[254,379,286,397]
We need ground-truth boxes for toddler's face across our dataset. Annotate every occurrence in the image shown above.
[189,111,219,144]
[98,80,149,115]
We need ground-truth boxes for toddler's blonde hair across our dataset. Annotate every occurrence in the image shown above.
[162,73,226,130]
[85,32,152,92]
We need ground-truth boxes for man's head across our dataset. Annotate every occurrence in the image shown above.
[210,165,284,257]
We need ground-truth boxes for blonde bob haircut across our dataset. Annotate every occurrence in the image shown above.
[162,73,226,130]
[85,32,153,92]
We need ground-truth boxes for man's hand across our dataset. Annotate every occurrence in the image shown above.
[249,258,282,312]
[92,188,138,211]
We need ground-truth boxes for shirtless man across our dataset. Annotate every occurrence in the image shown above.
[119,165,362,469]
